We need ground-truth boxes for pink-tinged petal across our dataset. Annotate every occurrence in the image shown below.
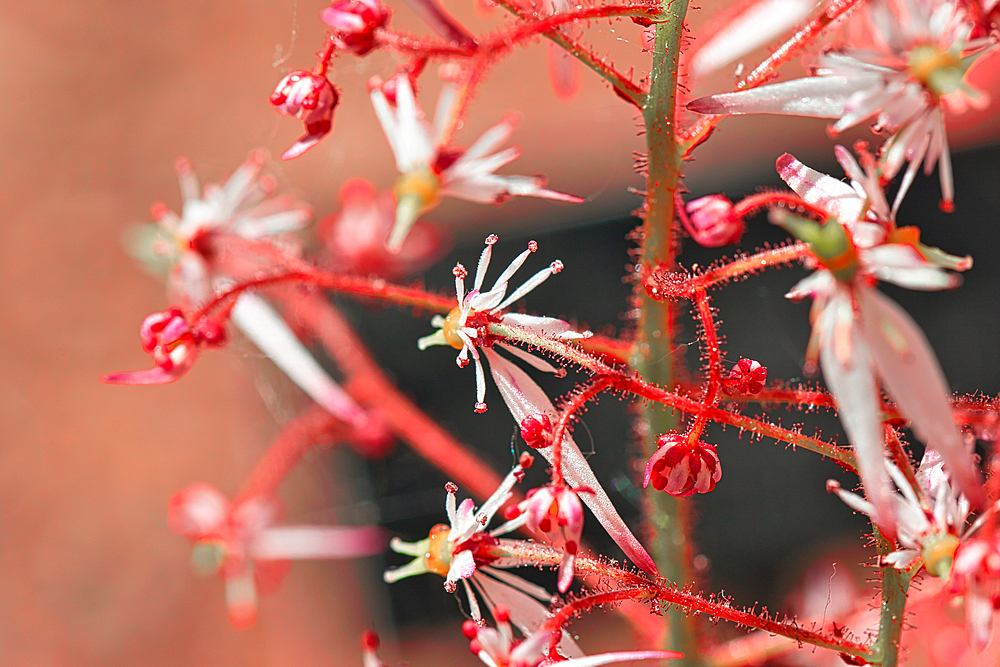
[496,343,560,374]
[447,549,478,584]
[230,293,367,427]
[463,115,520,164]
[560,651,685,667]
[100,362,193,385]
[817,291,897,535]
[484,349,658,575]
[775,154,864,224]
[862,245,961,290]
[249,525,386,559]
[966,591,995,650]
[510,630,555,667]
[548,42,579,99]
[168,483,230,538]
[501,314,576,339]
[856,288,984,505]
[473,569,585,659]
[556,553,576,593]
[225,566,258,629]
[688,76,873,117]
[689,0,815,77]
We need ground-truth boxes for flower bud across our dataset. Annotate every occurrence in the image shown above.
[723,358,767,394]
[321,0,390,56]
[682,195,745,247]
[270,71,340,160]
[520,413,553,448]
[644,432,722,497]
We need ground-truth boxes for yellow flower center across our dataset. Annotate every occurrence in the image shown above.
[922,532,961,578]
[191,538,228,576]
[424,523,454,576]
[394,168,441,211]
[908,44,965,98]
[442,306,472,350]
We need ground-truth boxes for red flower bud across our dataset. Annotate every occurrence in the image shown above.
[682,195,745,247]
[644,432,722,497]
[270,71,339,160]
[320,0,390,56]
[723,358,767,395]
[520,413,553,449]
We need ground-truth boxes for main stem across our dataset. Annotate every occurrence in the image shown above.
[633,2,701,664]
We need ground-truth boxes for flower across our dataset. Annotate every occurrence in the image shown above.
[270,70,340,160]
[100,308,225,385]
[681,194,745,247]
[418,235,590,413]
[463,607,684,667]
[504,484,591,593]
[828,450,972,576]
[168,483,384,628]
[317,178,447,279]
[369,74,582,251]
[688,0,996,211]
[774,149,982,532]
[127,151,311,305]
[948,533,1000,649]
[644,432,722,497]
[320,0,390,55]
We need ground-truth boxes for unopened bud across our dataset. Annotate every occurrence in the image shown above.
[723,358,767,394]
[683,195,745,247]
[270,71,339,160]
[644,432,722,496]
[520,413,552,448]
[320,0,390,56]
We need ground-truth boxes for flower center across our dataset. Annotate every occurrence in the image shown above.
[907,44,965,98]
[922,532,961,578]
[191,538,228,576]
[394,168,441,211]
[424,523,453,576]
[442,306,472,350]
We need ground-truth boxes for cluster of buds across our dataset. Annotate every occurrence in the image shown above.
[101,308,226,385]
[644,432,722,497]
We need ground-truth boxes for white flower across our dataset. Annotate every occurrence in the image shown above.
[418,235,590,413]
[688,0,995,211]
[369,75,582,251]
[828,450,972,575]
[774,150,982,533]
[465,609,683,667]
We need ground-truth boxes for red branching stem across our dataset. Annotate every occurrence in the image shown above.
[647,243,810,300]
[376,31,474,57]
[235,405,345,503]
[280,288,517,506]
[687,288,722,444]
[733,384,836,409]
[490,539,870,658]
[493,0,648,106]
[580,333,633,365]
[543,589,648,655]
[550,377,615,485]
[678,0,865,154]
[315,37,338,77]
[732,192,830,221]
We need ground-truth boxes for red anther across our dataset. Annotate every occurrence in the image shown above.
[485,234,499,245]
[939,199,955,213]
[477,513,488,525]
[453,263,469,279]
[682,195,745,248]
[445,481,459,494]
[444,580,458,593]
[462,620,479,639]
[519,451,535,469]
[270,70,339,160]
[520,413,553,449]
[474,402,488,413]
[494,604,510,623]
[149,201,171,220]
[826,479,842,493]
[469,639,483,654]
[527,240,538,253]
[193,319,227,348]
[723,358,767,395]
[644,432,722,497]
[321,0,389,56]
[360,629,380,650]
[565,541,577,555]
[549,260,564,274]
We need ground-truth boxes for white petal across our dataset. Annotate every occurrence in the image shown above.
[856,288,983,504]
[688,76,876,117]
[862,245,960,290]
[230,294,366,426]
[775,154,864,225]
[446,549,478,584]
[249,525,384,559]
[484,349,658,576]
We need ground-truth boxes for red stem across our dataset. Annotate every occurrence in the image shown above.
[687,288,722,443]
[549,377,614,486]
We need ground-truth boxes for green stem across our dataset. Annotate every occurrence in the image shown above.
[634,2,699,663]
[866,529,913,667]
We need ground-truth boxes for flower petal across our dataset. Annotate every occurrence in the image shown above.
[688,76,873,117]
[167,483,230,538]
[249,525,385,559]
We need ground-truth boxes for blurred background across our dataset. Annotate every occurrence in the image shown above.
[1,0,999,665]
